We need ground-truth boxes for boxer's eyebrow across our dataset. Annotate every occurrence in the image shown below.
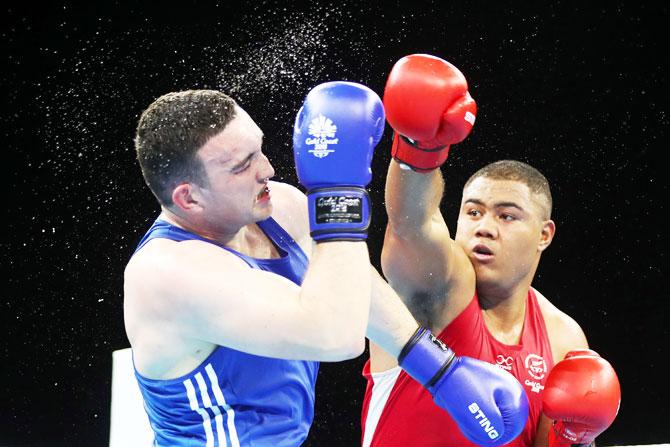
[464,198,525,212]
[230,153,255,171]
[214,154,232,164]
[493,201,524,211]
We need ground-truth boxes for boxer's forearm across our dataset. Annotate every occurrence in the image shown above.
[301,242,372,356]
[384,160,445,238]
[366,265,419,357]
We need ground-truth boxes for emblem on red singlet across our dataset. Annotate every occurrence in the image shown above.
[495,354,514,371]
[525,354,547,380]
[524,353,547,393]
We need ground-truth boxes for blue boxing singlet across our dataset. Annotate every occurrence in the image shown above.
[131,216,319,447]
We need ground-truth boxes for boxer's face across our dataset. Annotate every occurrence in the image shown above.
[194,106,275,228]
[455,177,553,291]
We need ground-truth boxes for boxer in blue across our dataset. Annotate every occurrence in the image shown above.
[125,84,528,447]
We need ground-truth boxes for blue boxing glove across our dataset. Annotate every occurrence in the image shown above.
[398,327,529,446]
[293,81,385,241]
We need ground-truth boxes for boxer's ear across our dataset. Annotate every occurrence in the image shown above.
[172,182,202,212]
[538,219,555,252]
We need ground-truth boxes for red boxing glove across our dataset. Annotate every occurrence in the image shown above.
[543,349,621,447]
[383,54,477,172]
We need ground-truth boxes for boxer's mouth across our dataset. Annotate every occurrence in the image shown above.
[473,244,493,255]
[257,185,270,202]
[472,244,494,262]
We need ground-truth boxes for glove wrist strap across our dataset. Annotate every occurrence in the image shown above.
[398,327,456,390]
[307,187,370,242]
[391,133,450,173]
[399,134,448,152]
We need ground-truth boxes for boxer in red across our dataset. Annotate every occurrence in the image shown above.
[361,54,621,446]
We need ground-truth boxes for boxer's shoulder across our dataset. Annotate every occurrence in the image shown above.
[533,288,589,361]
[127,232,245,271]
[124,235,250,307]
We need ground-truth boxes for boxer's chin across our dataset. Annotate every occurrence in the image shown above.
[473,267,500,292]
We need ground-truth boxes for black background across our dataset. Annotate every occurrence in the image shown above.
[3,1,668,446]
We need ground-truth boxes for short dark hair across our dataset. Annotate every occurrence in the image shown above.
[134,90,237,206]
[464,160,553,219]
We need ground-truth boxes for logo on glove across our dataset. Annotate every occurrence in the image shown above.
[468,402,500,440]
[315,195,363,224]
[306,114,339,158]
[428,333,449,352]
[464,111,476,126]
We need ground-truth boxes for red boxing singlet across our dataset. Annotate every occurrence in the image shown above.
[361,289,554,447]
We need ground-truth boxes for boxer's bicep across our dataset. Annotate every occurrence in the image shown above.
[381,217,474,318]
[382,217,451,292]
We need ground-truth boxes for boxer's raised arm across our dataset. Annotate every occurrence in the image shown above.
[381,55,477,310]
